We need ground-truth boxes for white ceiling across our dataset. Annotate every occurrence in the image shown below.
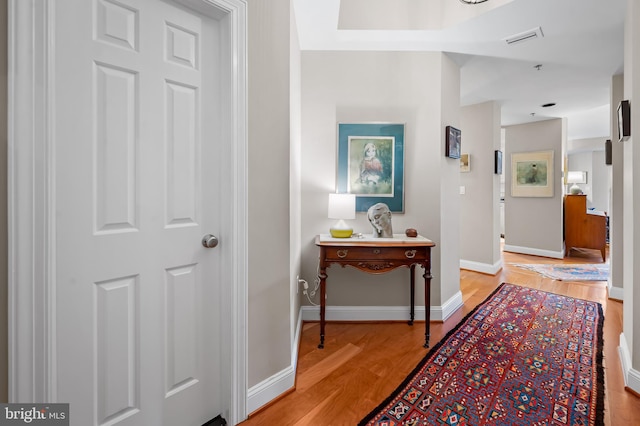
[293,0,626,141]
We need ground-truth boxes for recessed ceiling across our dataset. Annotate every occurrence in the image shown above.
[293,0,626,140]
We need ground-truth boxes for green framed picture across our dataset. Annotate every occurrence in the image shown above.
[337,123,404,212]
[511,150,554,197]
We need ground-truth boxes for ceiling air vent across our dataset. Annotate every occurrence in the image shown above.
[504,27,544,45]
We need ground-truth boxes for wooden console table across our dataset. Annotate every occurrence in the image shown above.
[315,234,435,349]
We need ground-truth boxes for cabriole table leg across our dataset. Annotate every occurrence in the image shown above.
[318,266,327,349]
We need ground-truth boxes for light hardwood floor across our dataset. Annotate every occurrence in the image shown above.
[240,247,640,425]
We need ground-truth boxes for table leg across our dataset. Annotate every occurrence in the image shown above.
[423,266,432,348]
[318,265,327,349]
[409,264,415,325]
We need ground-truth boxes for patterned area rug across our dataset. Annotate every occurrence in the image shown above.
[359,283,604,426]
[512,263,609,281]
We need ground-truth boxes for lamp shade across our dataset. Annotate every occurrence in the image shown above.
[328,193,356,220]
[566,171,586,184]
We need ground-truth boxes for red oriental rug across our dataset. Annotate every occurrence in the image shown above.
[359,283,604,426]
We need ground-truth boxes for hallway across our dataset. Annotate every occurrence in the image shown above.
[242,248,638,425]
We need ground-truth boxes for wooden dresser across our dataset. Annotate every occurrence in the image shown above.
[564,194,607,262]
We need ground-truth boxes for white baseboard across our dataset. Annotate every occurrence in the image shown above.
[246,365,295,415]
[435,290,464,322]
[608,283,624,301]
[618,332,640,394]
[460,259,503,275]
[300,291,464,323]
[247,309,303,414]
[503,244,564,259]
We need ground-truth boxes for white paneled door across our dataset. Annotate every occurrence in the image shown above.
[54,0,224,424]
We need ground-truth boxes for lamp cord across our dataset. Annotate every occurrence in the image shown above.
[300,266,321,306]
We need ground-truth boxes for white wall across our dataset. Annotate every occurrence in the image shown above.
[503,119,565,258]
[289,0,303,365]
[620,0,640,394]
[300,50,462,319]
[459,101,502,274]
[248,0,294,389]
[591,151,610,213]
[609,74,624,300]
[0,0,6,402]
[439,54,463,308]
[567,138,610,213]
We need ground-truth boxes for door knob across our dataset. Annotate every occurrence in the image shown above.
[202,234,219,248]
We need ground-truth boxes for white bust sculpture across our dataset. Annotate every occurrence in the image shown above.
[367,203,393,238]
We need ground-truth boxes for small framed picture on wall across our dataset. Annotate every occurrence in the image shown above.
[511,150,554,197]
[445,126,461,159]
[495,150,503,174]
[618,100,630,141]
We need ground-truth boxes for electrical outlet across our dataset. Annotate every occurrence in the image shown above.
[297,277,309,295]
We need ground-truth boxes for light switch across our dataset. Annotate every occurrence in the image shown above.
[460,186,466,195]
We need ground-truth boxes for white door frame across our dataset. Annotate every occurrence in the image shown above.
[7,0,248,423]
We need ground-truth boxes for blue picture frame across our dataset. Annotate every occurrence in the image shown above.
[337,123,404,213]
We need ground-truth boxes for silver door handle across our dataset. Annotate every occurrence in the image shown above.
[202,234,219,248]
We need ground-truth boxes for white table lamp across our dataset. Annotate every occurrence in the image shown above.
[566,171,586,195]
[328,193,356,238]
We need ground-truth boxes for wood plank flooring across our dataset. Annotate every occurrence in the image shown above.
[240,247,640,425]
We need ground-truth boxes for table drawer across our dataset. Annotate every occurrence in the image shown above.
[323,246,427,261]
